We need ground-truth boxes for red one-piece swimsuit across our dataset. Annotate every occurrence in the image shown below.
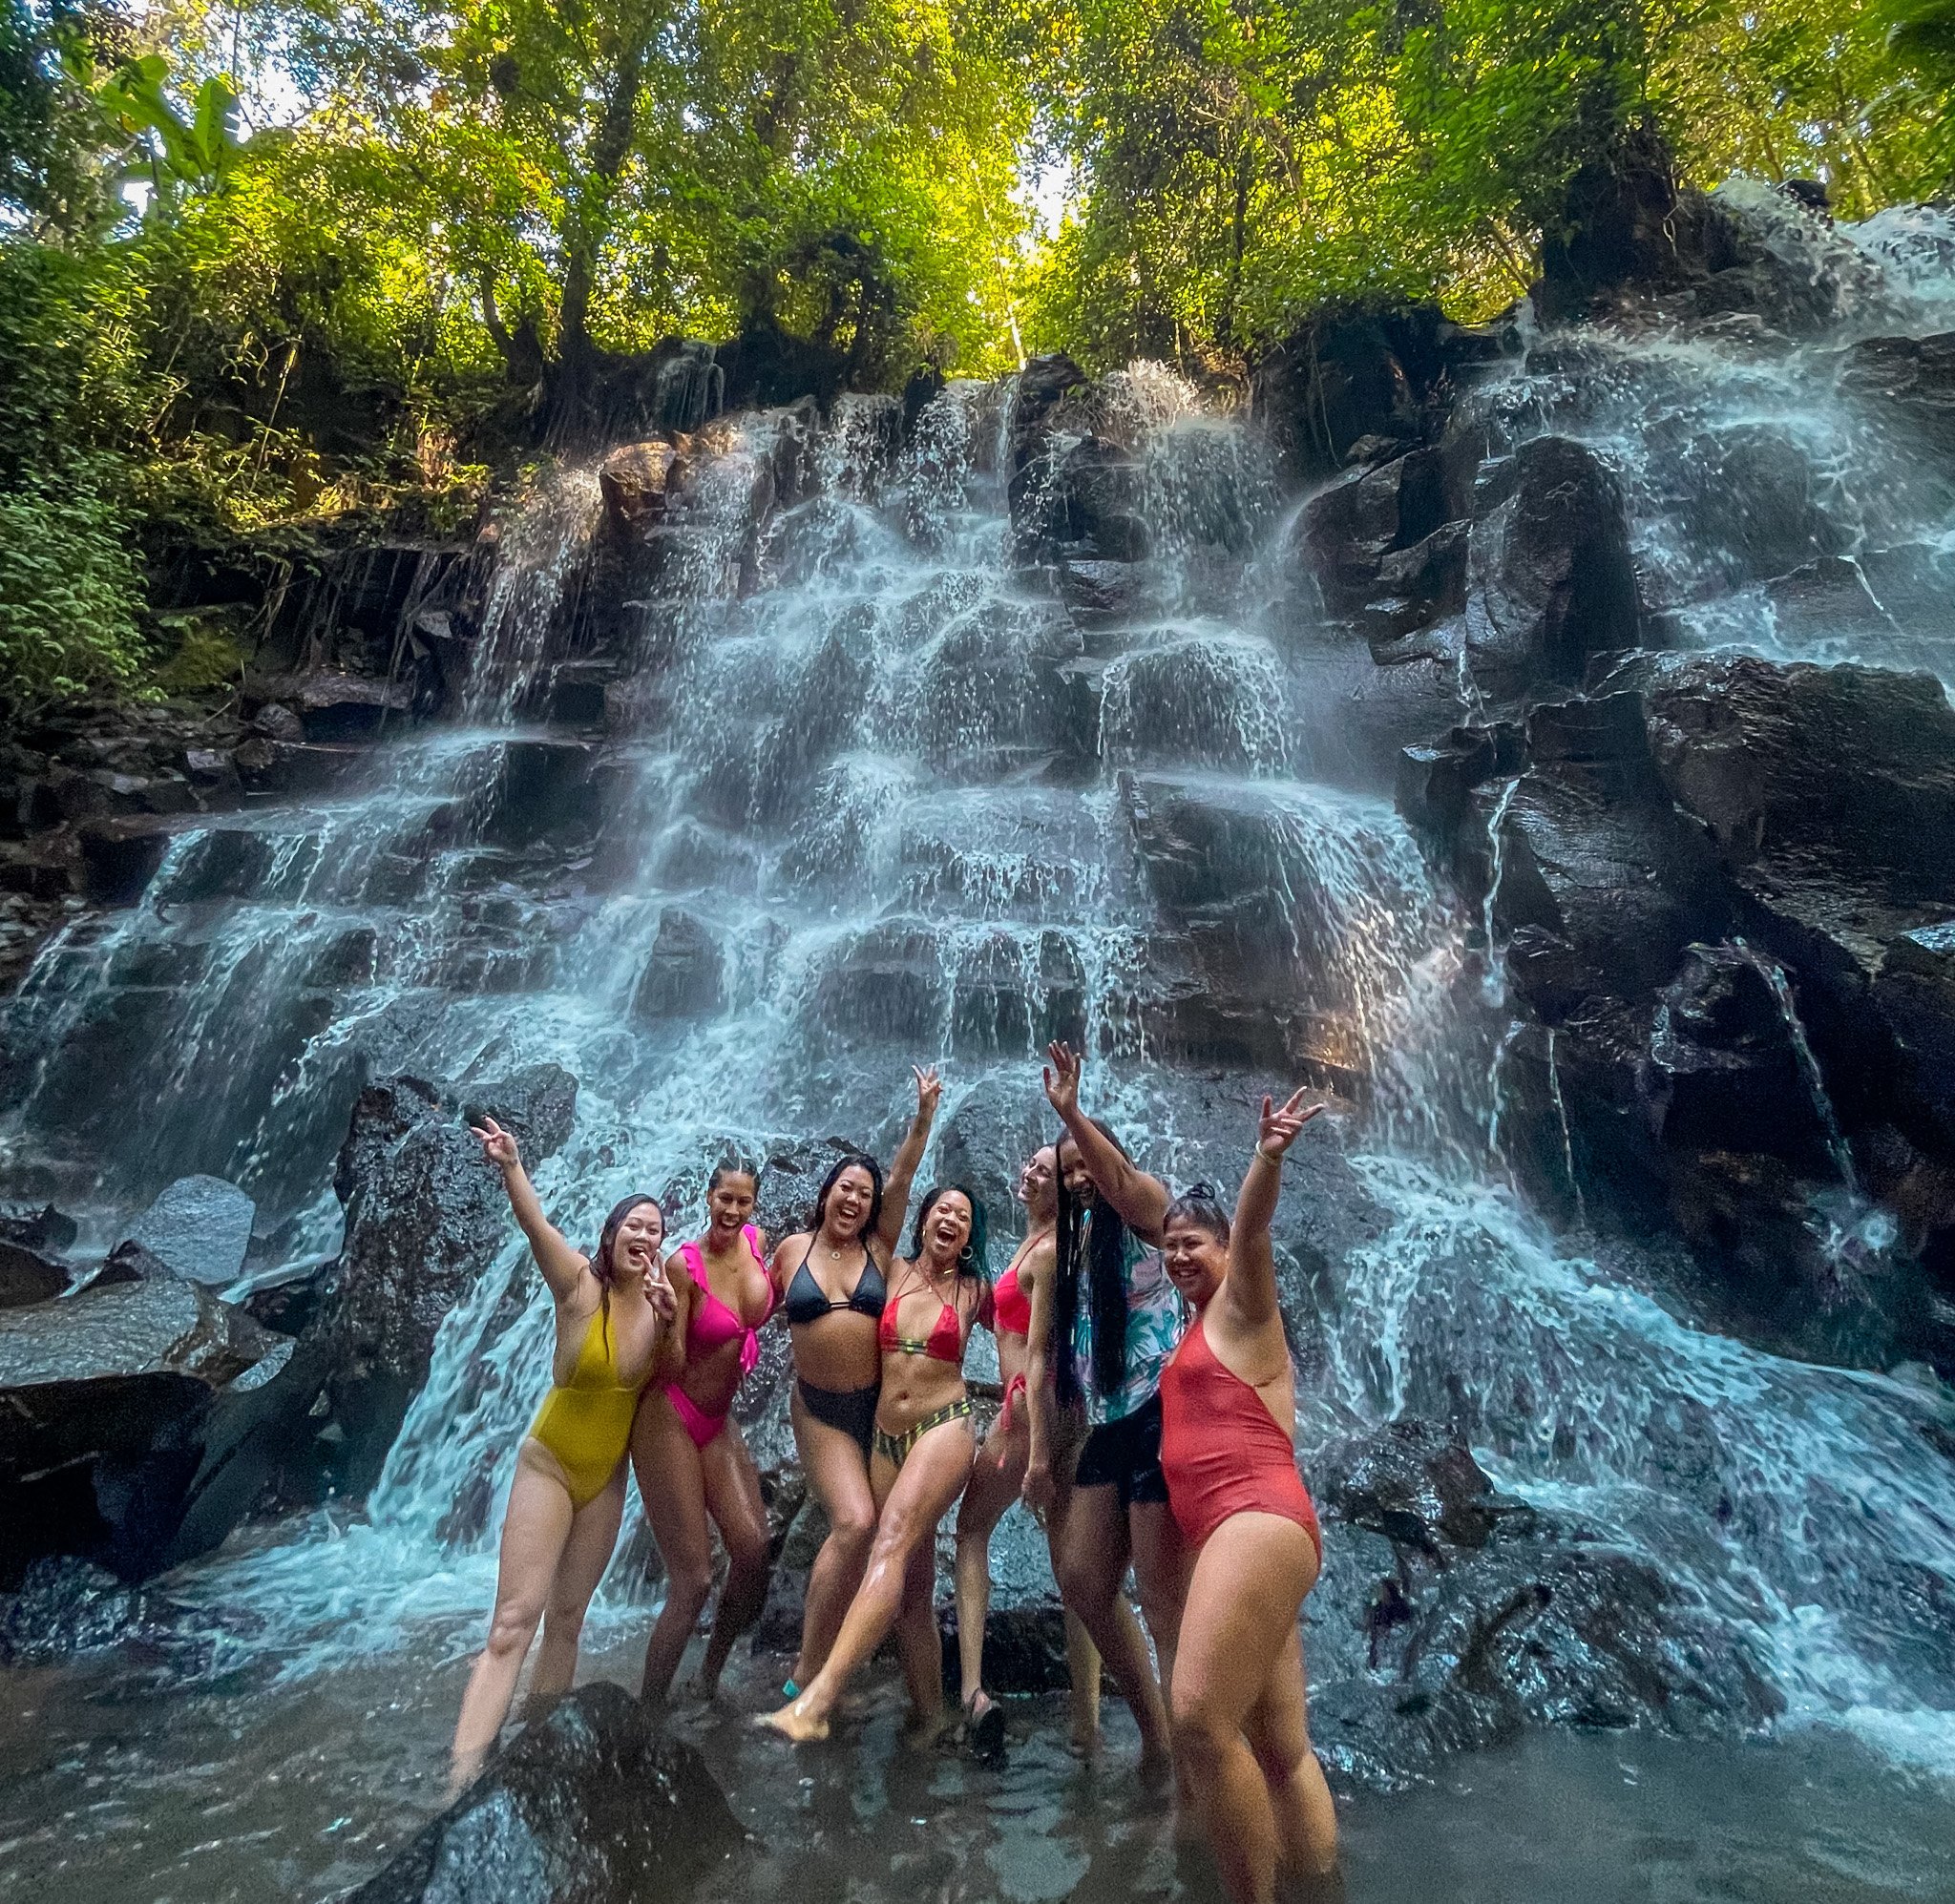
[1158,1311,1321,1558]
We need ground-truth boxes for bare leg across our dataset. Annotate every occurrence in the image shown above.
[1130,1498,1188,1696]
[1063,1610,1103,1751]
[1169,1514,1324,1904]
[1053,1479,1171,1777]
[790,1391,878,1688]
[760,1419,975,1742]
[449,1446,574,1796]
[895,1536,949,1745]
[953,1403,1027,1709]
[1244,1622,1337,1887]
[631,1392,713,1705]
[696,1420,772,1697]
[525,1466,626,1713]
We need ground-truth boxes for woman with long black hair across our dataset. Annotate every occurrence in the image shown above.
[1027,1040,1186,1781]
[771,1067,940,1696]
[449,1119,678,1794]
[761,1182,994,1747]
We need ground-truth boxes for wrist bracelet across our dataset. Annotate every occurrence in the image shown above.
[1254,1142,1283,1165]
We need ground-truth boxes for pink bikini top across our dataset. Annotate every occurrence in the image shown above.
[679,1224,773,1378]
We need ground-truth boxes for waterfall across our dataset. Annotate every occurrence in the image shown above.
[8,248,1955,1782]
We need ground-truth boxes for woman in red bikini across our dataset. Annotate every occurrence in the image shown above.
[1158,1089,1337,1904]
[761,1182,992,1747]
[631,1156,776,1705]
[773,1067,939,1698]
[953,1142,1101,1752]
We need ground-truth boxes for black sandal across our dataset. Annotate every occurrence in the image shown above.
[963,1689,1006,1758]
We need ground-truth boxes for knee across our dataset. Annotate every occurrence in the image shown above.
[663,1557,714,1614]
[727,1520,772,1578]
[543,1592,589,1642]
[1055,1555,1113,1614]
[485,1599,544,1660]
[830,1505,876,1563]
[1169,1694,1232,1777]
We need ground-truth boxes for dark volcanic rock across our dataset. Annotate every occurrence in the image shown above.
[0,1273,320,1585]
[630,907,725,1020]
[597,438,681,536]
[1307,1417,1782,1789]
[118,1173,257,1287]
[1411,652,1955,1367]
[1839,332,1955,458]
[304,1064,578,1495]
[0,1555,211,1670]
[0,1201,79,1253]
[349,1684,742,1904]
[245,670,414,742]
[1463,437,1640,696]
[0,1239,66,1307]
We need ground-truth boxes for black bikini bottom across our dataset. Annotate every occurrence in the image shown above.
[798,1377,880,1455]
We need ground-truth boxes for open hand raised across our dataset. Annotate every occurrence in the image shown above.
[470,1115,520,1172]
[1257,1088,1323,1161]
[1042,1040,1083,1120]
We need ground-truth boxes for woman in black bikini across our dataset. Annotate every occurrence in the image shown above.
[769,1066,939,1696]
[761,1182,992,1747]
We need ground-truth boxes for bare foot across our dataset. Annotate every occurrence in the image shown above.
[757,1700,830,1744]
[441,1762,478,1810]
[1139,1737,1175,1793]
[901,1703,953,1752]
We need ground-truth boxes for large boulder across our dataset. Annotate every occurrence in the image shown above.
[0,1272,323,1585]
[629,907,725,1021]
[117,1173,257,1287]
[1462,437,1640,697]
[1403,654,1955,1368]
[348,1684,742,1904]
[1306,1418,1782,1789]
[302,1064,578,1495]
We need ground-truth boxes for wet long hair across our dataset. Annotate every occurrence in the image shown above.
[591,1193,665,1340]
[811,1151,885,1249]
[909,1182,989,1287]
[1054,1119,1133,1411]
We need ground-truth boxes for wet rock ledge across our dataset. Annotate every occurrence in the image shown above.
[351,1684,743,1904]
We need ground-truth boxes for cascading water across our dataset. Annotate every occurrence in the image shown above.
[7,201,1955,1818]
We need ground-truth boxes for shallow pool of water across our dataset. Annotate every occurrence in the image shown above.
[3,1626,1953,1904]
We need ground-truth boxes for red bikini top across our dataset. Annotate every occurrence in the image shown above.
[880,1270,992,1364]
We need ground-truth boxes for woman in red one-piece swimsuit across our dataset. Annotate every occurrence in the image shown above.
[1157,1088,1337,1904]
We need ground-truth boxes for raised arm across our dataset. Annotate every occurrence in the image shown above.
[1041,1041,1170,1242]
[471,1117,587,1304]
[1021,1243,1060,1510]
[1222,1090,1321,1332]
[873,1064,942,1257]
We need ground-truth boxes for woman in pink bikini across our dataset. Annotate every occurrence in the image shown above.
[631,1156,776,1705]
[761,1182,993,1747]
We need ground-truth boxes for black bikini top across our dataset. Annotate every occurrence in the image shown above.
[782,1241,888,1326]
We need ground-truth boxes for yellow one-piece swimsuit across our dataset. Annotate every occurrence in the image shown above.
[527,1305,647,1508]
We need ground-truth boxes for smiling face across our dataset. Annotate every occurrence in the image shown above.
[920,1189,974,1264]
[611,1201,665,1277]
[707,1170,757,1238]
[1056,1137,1097,1207]
[1018,1145,1059,1223]
[822,1163,876,1243]
[1161,1211,1229,1308]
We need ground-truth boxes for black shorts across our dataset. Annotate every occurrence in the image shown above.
[1073,1392,1168,1508]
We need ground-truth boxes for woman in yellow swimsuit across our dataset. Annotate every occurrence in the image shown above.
[447,1116,680,1795]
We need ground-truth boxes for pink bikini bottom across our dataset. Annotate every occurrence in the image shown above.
[663,1383,730,1451]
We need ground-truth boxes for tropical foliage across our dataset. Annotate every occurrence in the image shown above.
[0,0,1950,697]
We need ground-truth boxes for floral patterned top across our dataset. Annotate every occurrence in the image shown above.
[1070,1224,1188,1427]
